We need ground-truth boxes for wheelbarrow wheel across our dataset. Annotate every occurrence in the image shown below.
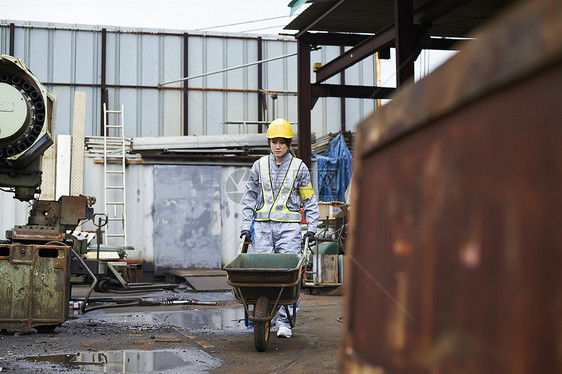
[254,296,271,352]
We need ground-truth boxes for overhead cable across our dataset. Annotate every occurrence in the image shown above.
[196,15,289,31]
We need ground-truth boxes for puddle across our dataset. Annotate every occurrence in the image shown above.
[24,348,221,373]
[160,308,248,331]
[93,308,249,331]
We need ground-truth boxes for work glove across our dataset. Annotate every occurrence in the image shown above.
[302,231,315,246]
[240,230,252,242]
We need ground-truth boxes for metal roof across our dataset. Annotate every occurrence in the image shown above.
[285,0,518,38]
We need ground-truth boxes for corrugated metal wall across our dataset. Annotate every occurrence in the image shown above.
[0,20,379,269]
[0,21,379,138]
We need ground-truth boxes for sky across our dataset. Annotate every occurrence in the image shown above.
[0,0,299,35]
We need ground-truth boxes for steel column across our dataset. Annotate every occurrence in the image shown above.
[395,0,417,86]
[100,28,108,136]
[257,37,264,133]
[183,33,189,135]
[297,33,312,168]
[339,46,346,132]
[9,23,15,56]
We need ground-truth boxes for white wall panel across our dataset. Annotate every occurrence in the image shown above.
[52,30,73,83]
[162,89,182,136]
[75,31,97,85]
[0,197,29,236]
[55,135,72,199]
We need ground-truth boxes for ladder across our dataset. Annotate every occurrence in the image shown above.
[103,103,128,247]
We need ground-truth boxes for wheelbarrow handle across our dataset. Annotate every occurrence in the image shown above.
[303,236,314,253]
[300,236,313,267]
[239,234,250,254]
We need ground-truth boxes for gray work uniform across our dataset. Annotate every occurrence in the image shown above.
[240,152,319,329]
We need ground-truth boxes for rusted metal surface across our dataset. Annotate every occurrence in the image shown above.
[26,195,94,229]
[343,0,562,373]
[0,244,71,330]
[9,228,66,242]
[58,195,94,226]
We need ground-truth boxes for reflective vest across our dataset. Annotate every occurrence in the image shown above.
[255,156,303,222]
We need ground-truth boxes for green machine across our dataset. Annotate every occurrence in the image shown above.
[0,54,54,201]
[0,54,94,332]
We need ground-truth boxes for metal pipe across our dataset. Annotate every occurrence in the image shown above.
[159,52,298,87]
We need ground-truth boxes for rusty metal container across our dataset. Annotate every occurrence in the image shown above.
[342,0,562,373]
[0,244,70,330]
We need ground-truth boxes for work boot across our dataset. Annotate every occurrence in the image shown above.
[277,326,292,338]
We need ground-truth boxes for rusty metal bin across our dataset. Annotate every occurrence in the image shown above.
[0,244,70,330]
[343,0,562,373]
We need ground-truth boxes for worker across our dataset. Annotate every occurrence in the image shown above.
[240,118,319,339]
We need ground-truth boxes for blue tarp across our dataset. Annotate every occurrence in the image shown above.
[312,133,352,202]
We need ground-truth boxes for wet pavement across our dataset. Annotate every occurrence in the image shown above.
[0,284,344,373]
[96,308,247,332]
[24,348,222,373]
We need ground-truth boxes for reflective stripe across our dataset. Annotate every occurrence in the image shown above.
[255,156,303,222]
[256,157,270,216]
[255,157,272,220]
[298,183,315,200]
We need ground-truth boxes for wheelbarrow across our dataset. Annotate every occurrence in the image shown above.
[223,235,310,352]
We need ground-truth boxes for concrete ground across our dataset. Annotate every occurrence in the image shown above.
[0,283,344,373]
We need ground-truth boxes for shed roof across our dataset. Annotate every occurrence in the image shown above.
[285,0,517,38]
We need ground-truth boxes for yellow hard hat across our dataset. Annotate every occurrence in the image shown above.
[266,118,294,139]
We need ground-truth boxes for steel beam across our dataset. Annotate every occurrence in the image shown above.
[315,27,395,83]
[413,0,474,26]
[310,33,371,47]
[424,37,467,50]
[296,0,346,39]
[314,0,471,85]
[312,84,395,99]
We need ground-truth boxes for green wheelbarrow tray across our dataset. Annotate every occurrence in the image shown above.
[223,235,311,352]
[224,252,305,324]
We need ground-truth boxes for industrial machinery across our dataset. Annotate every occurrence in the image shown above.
[0,54,94,331]
[0,55,55,198]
